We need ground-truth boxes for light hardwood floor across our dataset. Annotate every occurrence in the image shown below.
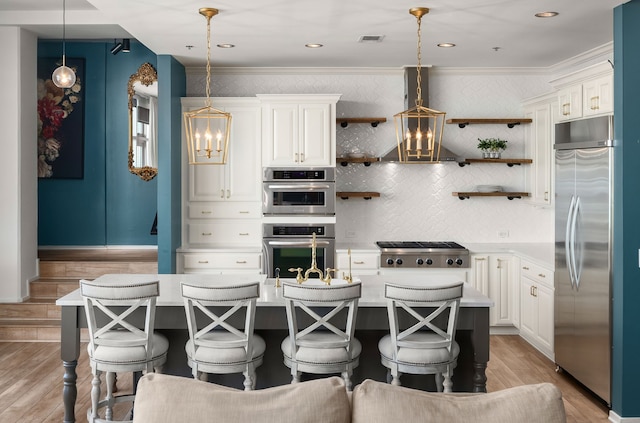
[0,335,609,422]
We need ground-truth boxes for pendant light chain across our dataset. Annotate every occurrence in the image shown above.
[205,14,212,108]
[415,13,423,106]
[62,0,67,66]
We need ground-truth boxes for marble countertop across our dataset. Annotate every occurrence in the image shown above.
[56,273,492,308]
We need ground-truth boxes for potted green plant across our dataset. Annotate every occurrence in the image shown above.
[477,138,508,158]
[477,138,493,158]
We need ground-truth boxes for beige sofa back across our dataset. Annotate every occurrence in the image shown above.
[133,374,566,423]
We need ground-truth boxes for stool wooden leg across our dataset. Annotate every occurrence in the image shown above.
[90,371,101,421]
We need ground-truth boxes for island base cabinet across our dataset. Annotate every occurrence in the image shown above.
[519,261,554,359]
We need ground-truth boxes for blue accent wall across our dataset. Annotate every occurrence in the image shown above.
[157,55,185,273]
[613,1,640,417]
[38,41,160,246]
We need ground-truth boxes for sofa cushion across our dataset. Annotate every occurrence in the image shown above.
[132,373,351,423]
[351,379,566,423]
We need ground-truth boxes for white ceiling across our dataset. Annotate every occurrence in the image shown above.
[0,0,627,68]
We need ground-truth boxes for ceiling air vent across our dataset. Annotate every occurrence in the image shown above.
[358,35,385,43]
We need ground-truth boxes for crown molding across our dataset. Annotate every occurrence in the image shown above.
[186,67,404,76]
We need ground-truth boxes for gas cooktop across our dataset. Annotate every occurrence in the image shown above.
[376,241,469,268]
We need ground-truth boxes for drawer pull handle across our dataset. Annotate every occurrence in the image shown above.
[239,233,249,236]
[201,210,212,214]
[201,232,212,236]
[198,260,209,264]
[475,257,486,261]
[538,273,546,278]
[236,260,247,264]
[354,261,365,265]
[522,266,530,270]
[239,211,250,214]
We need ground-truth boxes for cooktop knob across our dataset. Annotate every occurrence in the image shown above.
[426,258,433,265]
[446,258,454,266]
[386,258,394,266]
[416,258,424,265]
[395,258,403,266]
[455,258,464,266]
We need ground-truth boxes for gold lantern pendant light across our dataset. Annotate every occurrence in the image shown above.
[394,7,446,163]
[52,0,76,89]
[183,7,232,165]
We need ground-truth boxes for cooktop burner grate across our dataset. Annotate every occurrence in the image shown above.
[376,241,466,250]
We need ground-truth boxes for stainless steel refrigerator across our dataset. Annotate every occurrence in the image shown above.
[554,115,612,405]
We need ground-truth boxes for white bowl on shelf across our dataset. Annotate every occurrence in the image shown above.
[476,185,503,193]
[347,152,366,158]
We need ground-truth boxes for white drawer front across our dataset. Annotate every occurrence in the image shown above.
[183,252,263,270]
[520,260,553,287]
[189,202,261,219]
[337,252,379,270]
[188,222,261,246]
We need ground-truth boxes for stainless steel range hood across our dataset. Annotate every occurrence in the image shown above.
[380,67,461,162]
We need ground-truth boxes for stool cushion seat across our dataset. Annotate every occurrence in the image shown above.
[282,334,362,364]
[378,334,459,365]
[87,332,169,366]
[186,333,265,365]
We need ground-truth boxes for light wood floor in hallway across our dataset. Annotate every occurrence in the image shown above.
[0,335,610,422]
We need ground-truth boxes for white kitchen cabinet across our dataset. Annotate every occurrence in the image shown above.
[468,254,489,296]
[185,99,262,202]
[557,84,583,122]
[582,74,614,118]
[523,93,555,206]
[551,61,613,122]
[259,94,341,167]
[519,259,554,359]
[469,253,518,328]
[336,250,379,276]
[177,249,263,274]
[489,255,519,327]
[181,98,263,251]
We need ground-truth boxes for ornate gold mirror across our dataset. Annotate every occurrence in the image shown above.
[128,62,158,181]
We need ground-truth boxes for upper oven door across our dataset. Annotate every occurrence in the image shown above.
[263,182,336,215]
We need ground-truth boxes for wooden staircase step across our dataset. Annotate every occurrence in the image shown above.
[0,320,89,342]
[28,279,79,299]
[0,302,60,320]
[38,261,158,279]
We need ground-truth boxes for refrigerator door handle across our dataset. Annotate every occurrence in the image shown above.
[565,195,576,289]
[572,196,582,290]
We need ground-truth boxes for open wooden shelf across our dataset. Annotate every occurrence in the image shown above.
[453,192,529,200]
[336,117,387,128]
[337,192,380,200]
[458,158,533,167]
[446,118,532,128]
[337,157,380,166]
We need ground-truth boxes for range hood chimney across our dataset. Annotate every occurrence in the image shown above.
[380,67,461,162]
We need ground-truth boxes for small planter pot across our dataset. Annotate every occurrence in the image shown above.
[482,151,491,159]
[490,151,501,159]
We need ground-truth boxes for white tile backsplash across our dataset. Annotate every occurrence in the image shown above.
[187,68,554,245]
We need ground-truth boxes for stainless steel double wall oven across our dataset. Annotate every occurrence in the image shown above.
[262,168,336,279]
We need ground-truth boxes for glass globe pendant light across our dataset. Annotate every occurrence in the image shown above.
[52,0,76,89]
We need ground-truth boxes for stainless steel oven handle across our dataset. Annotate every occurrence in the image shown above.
[266,240,332,246]
[266,184,332,190]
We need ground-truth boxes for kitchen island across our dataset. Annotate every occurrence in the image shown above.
[57,274,492,423]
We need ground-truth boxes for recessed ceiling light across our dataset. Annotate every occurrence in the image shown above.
[535,11,558,18]
[305,43,323,48]
[437,43,456,48]
[217,43,235,48]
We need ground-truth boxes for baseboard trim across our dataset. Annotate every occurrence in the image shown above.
[609,411,640,422]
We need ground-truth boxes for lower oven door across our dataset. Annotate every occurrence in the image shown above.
[263,238,336,279]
